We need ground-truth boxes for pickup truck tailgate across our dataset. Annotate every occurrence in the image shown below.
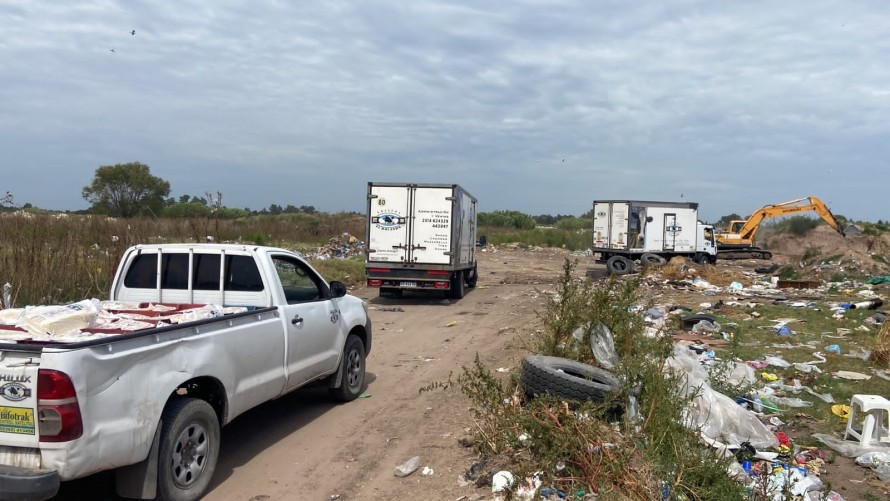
[0,349,40,449]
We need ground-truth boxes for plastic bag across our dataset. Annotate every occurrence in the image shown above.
[814,433,890,457]
[589,323,619,370]
[763,355,791,368]
[667,346,778,449]
[692,320,719,333]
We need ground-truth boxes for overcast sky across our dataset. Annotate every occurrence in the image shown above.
[2,1,888,222]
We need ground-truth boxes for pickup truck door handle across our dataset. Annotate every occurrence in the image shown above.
[291,314,303,326]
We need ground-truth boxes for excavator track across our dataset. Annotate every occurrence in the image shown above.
[717,248,773,260]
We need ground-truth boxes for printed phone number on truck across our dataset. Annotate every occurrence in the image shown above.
[422,218,449,228]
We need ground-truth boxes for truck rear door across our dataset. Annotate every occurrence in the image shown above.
[410,187,453,265]
[0,350,41,461]
[592,202,611,248]
[368,185,411,263]
[609,202,629,249]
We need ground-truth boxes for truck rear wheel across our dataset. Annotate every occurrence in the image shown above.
[605,256,633,275]
[451,270,465,299]
[467,265,478,288]
[157,398,220,501]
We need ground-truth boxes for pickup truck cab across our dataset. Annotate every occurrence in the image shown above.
[0,244,371,500]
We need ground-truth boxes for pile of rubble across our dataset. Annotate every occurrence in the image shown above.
[311,233,366,260]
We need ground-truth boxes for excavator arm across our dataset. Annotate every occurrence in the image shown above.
[717,196,845,248]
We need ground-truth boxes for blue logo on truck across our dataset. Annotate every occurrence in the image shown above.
[0,383,31,402]
[373,213,405,230]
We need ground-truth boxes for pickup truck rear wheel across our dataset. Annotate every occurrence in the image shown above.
[157,398,220,501]
[330,334,366,402]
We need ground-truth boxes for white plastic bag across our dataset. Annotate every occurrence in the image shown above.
[16,299,100,337]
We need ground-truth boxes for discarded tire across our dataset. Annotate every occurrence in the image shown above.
[520,355,619,402]
[681,313,717,331]
[605,255,633,275]
[641,253,667,266]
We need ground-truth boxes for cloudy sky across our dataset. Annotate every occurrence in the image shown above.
[2,1,888,222]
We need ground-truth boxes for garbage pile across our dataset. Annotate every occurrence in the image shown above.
[311,233,366,260]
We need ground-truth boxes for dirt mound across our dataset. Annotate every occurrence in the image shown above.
[763,226,890,274]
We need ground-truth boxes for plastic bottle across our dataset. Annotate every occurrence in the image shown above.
[753,395,763,413]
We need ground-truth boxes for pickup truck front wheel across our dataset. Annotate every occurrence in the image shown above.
[158,398,220,501]
[330,335,366,402]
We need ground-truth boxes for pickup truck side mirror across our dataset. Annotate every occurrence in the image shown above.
[329,281,347,298]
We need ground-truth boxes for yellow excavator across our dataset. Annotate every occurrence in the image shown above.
[716,196,845,260]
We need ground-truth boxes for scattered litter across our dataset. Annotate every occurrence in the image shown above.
[421,466,434,476]
[358,393,372,398]
[491,470,515,496]
[832,370,871,381]
[831,404,850,421]
[394,456,421,478]
[824,344,841,354]
[763,356,791,368]
[445,321,458,327]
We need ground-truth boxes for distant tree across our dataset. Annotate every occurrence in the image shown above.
[163,202,211,218]
[178,194,191,204]
[268,204,283,215]
[299,205,317,214]
[82,162,171,217]
[535,214,557,225]
[1,191,12,206]
[283,204,299,214]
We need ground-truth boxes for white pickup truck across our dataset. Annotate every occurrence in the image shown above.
[0,244,372,500]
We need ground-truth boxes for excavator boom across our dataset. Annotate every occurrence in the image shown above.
[716,196,845,259]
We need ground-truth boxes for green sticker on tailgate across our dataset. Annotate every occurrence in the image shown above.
[0,406,35,435]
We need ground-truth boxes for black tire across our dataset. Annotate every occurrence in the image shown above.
[605,256,633,275]
[681,313,717,330]
[157,398,220,501]
[329,334,366,402]
[694,253,712,265]
[641,253,667,266]
[466,265,478,288]
[520,355,619,402]
[451,270,465,299]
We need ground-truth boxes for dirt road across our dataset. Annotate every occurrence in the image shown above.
[52,245,573,501]
[205,246,569,501]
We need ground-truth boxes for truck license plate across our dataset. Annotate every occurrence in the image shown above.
[400,281,417,288]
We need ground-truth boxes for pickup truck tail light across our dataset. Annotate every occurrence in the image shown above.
[37,369,83,442]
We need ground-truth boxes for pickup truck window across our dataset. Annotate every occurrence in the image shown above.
[123,253,265,292]
[273,256,323,304]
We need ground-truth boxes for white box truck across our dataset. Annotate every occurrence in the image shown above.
[591,200,717,274]
[365,183,478,299]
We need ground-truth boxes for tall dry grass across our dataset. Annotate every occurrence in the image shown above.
[0,212,365,307]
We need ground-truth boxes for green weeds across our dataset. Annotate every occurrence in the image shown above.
[440,259,745,499]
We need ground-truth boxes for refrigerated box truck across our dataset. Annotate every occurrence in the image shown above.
[365,183,478,299]
[591,200,717,274]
